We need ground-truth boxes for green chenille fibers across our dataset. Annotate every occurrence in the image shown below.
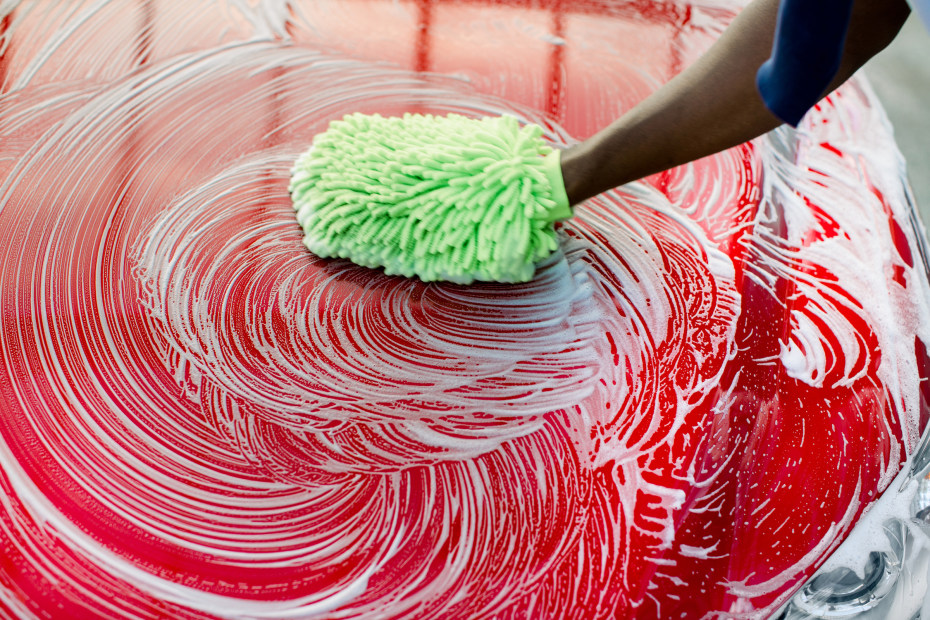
[289,113,572,284]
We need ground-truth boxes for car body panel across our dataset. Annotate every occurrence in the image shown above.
[0,1,928,617]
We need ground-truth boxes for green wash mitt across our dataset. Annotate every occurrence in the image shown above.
[289,112,572,284]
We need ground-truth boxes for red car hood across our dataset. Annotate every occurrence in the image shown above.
[0,1,928,618]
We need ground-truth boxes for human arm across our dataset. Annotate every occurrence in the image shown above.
[559,0,912,206]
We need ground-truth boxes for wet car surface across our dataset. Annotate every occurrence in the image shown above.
[1,1,930,618]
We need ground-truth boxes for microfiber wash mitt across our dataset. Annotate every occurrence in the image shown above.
[289,113,572,284]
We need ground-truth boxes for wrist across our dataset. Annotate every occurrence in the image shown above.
[559,143,590,207]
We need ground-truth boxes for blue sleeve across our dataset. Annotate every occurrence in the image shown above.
[755,0,856,126]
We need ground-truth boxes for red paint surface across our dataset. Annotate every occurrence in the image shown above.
[0,1,927,618]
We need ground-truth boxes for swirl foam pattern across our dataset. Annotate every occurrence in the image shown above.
[0,1,929,618]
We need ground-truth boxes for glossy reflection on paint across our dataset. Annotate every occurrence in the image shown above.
[0,1,928,618]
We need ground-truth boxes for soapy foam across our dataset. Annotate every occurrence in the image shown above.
[0,1,928,618]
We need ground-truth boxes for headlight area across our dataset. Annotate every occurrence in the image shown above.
[775,430,930,619]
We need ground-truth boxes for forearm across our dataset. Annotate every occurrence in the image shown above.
[561,0,911,206]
